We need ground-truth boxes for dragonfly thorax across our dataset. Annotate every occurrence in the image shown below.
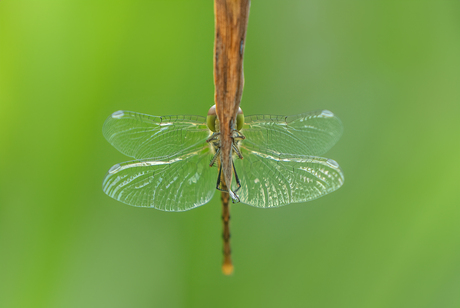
[206,127,245,163]
[205,105,246,185]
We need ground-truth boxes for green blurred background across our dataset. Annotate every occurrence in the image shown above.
[1,1,460,307]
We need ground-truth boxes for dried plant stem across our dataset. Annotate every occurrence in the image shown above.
[214,0,251,276]
[214,0,250,275]
[214,0,251,200]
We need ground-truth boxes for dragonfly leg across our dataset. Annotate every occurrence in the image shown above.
[209,147,221,167]
[215,163,240,203]
[215,156,241,203]
[232,129,245,141]
[232,143,243,159]
[232,162,242,193]
[206,132,220,143]
[216,164,223,190]
[216,164,230,193]
[229,190,240,203]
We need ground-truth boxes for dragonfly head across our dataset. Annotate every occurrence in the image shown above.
[207,104,244,132]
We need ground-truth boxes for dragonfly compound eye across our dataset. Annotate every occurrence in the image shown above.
[207,104,218,132]
[206,104,244,132]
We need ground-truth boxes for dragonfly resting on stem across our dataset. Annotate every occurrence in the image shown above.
[102,105,344,273]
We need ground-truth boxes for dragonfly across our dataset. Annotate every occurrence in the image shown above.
[102,105,344,275]
[102,105,344,210]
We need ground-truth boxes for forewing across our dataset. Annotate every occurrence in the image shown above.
[103,110,209,159]
[102,147,216,211]
[242,110,343,156]
[233,148,344,208]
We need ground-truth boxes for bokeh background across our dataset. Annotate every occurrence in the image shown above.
[1,1,460,307]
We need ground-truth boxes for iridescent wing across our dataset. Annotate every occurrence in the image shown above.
[241,110,343,156]
[103,110,210,159]
[103,147,216,211]
[233,149,344,208]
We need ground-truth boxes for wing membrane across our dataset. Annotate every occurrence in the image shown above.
[102,147,216,211]
[242,110,343,156]
[233,147,344,208]
[103,110,210,159]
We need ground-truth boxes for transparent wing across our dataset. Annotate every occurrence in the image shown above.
[103,110,210,159]
[241,110,343,156]
[102,147,216,211]
[233,148,344,208]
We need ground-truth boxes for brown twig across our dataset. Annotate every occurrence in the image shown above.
[214,0,250,199]
[213,0,251,275]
